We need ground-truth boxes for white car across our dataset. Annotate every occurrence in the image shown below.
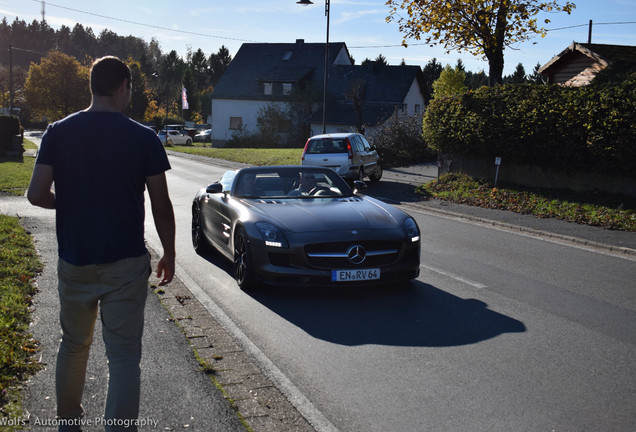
[158,129,192,146]
[301,132,382,182]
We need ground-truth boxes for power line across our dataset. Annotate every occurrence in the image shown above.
[34,0,259,44]
[548,21,636,31]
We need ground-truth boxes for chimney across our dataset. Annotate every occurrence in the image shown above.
[296,39,305,44]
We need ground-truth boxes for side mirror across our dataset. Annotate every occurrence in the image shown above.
[205,182,223,194]
[353,180,367,194]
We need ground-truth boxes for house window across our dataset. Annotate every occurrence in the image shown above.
[400,104,407,114]
[282,83,293,95]
[264,82,273,95]
[415,104,421,113]
[230,117,243,130]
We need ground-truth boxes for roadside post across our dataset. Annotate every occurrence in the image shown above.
[494,157,502,187]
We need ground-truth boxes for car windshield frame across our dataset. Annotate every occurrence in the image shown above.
[231,167,353,200]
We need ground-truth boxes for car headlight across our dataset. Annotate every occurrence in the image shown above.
[404,217,420,242]
[256,222,289,248]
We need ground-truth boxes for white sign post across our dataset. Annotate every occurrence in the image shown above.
[494,157,502,187]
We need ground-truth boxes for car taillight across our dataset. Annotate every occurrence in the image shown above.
[301,139,309,161]
[346,139,354,161]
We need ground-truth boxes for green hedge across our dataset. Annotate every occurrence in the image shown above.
[0,115,21,155]
[423,74,636,178]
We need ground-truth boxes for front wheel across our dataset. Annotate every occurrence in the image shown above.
[186,138,192,146]
[234,227,256,290]
[192,203,210,253]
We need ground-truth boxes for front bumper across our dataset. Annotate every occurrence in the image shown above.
[248,229,420,287]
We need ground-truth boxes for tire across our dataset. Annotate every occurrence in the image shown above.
[186,139,192,146]
[234,227,256,290]
[369,163,382,182]
[191,203,210,253]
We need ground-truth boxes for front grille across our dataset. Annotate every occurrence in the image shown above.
[305,241,401,268]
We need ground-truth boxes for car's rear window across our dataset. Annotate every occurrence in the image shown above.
[305,138,348,154]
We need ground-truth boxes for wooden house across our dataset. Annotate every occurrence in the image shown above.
[539,42,636,86]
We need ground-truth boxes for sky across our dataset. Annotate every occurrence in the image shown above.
[2,0,635,75]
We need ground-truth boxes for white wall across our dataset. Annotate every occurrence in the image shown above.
[210,99,291,143]
[403,78,426,116]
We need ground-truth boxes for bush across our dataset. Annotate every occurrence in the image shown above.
[368,113,434,167]
[423,76,636,178]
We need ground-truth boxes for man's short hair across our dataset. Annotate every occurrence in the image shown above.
[90,56,132,97]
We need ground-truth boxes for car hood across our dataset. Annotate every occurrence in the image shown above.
[243,197,401,233]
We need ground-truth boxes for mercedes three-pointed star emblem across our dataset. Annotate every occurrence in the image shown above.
[347,245,366,265]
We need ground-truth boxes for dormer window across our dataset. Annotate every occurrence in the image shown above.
[283,52,292,61]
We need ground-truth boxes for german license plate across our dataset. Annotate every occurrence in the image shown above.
[331,268,380,282]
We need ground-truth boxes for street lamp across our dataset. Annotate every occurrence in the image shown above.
[297,0,330,134]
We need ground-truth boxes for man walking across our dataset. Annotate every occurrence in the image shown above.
[27,56,175,431]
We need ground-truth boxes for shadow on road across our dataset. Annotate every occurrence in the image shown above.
[361,179,427,204]
[245,281,526,347]
[195,241,525,348]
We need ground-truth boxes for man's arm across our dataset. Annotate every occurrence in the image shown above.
[146,172,176,286]
[27,164,56,209]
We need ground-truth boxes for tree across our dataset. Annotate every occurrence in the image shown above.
[504,62,528,84]
[465,69,489,89]
[208,46,232,87]
[421,58,443,103]
[24,51,90,121]
[528,62,545,84]
[386,0,575,86]
[127,59,150,121]
[432,65,468,99]
[158,50,186,119]
[344,77,367,133]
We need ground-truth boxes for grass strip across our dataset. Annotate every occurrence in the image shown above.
[0,215,43,425]
[167,144,303,166]
[0,140,37,197]
[418,173,636,231]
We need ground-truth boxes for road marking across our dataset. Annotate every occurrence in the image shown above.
[420,263,488,289]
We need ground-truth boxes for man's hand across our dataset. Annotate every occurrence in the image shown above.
[156,255,175,286]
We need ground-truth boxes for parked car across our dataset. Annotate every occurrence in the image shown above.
[194,129,212,143]
[301,133,382,182]
[191,166,420,289]
[158,129,192,146]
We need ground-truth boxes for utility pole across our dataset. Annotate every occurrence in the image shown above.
[588,20,593,44]
[8,45,13,114]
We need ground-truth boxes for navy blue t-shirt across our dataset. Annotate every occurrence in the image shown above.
[36,111,171,266]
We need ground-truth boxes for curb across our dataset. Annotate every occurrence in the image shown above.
[147,249,317,432]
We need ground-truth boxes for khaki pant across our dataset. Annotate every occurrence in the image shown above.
[56,253,151,432]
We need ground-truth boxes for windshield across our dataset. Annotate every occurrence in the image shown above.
[233,167,352,199]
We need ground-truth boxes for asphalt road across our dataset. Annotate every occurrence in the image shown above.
[139,154,636,432]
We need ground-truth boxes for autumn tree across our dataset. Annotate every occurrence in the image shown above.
[24,51,90,121]
[386,0,575,86]
[432,65,468,98]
